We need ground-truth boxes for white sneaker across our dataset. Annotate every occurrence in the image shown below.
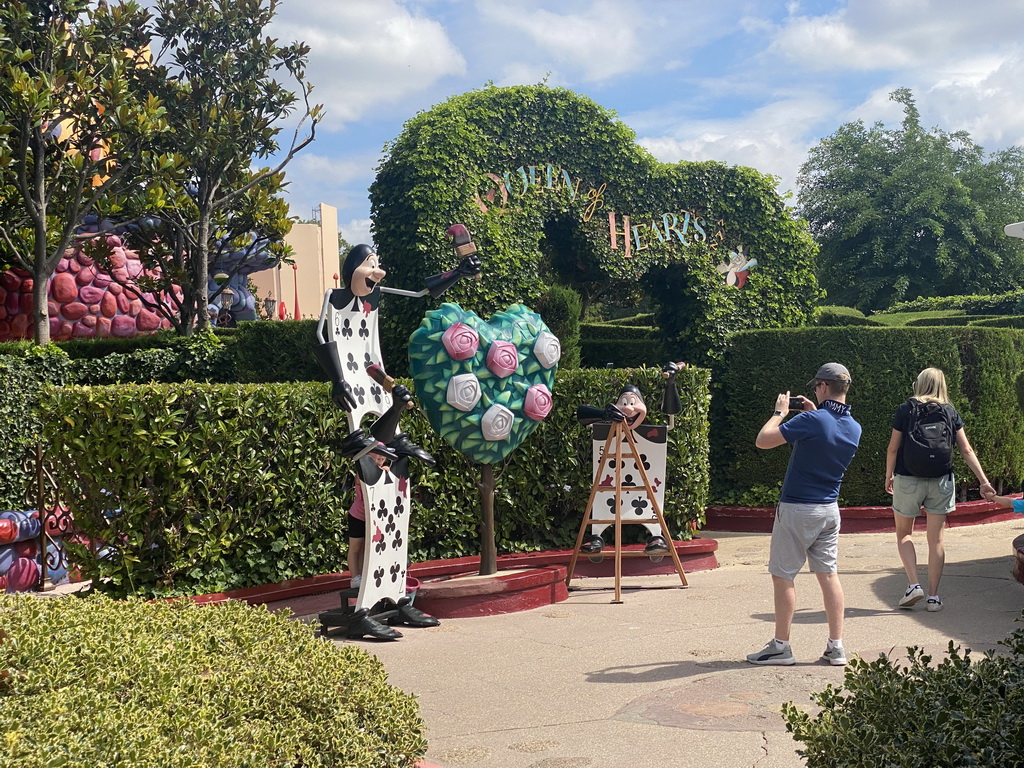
[926,597,943,612]
[898,584,925,608]
[350,574,362,588]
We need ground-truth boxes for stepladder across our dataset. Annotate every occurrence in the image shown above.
[566,420,688,602]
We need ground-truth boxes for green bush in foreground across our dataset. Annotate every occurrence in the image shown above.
[783,613,1024,768]
[0,594,426,768]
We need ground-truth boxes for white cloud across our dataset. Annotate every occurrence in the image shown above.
[634,96,838,196]
[341,218,374,248]
[271,0,467,129]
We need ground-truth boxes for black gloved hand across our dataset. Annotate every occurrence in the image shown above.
[331,380,357,412]
[391,383,413,407]
[456,254,482,278]
[604,403,625,422]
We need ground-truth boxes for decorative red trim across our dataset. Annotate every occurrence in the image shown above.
[705,497,1020,534]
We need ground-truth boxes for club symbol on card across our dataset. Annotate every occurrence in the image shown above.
[390,563,401,582]
[623,473,635,486]
[346,353,358,373]
[631,498,649,516]
[373,567,385,587]
[370,384,383,404]
[385,513,396,534]
[638,453,651,470]
[393,497,405,518]
[342,318,353,339]
[392,530,404,550]
[373,525,386,554]
[353,384,366,405]
[359,319,369,339]
[376,500,388,519]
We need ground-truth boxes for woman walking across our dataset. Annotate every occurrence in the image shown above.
[884,368,993,612]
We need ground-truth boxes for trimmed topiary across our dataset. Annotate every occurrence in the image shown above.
[0,594,426,768]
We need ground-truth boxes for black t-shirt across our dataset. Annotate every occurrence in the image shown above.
[891,399,963,477]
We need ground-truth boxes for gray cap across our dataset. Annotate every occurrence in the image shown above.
[807,362,852,388]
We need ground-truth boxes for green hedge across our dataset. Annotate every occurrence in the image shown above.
[903,315,1005,327]
[883,290,1024,315]
[972,316,1024,328]
[815,306,883,327]
[0,594,425,768]
[712,326,1024,506]
[38,366,710,597]
[783,614,1024,767]
[579,322,667,367]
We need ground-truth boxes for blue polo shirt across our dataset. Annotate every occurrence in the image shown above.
[777,400,862,504]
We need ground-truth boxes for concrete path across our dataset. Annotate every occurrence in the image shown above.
[320,518,1024,768]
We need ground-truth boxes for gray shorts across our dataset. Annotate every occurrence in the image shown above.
[768,501,841,580]
[892,474,955,517]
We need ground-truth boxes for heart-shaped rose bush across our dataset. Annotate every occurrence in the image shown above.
[408,303,559,464]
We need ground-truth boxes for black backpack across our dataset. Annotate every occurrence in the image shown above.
[902,400,955,478]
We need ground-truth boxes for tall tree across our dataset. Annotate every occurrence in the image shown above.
[798,88,1024,311]
[113,0,320,334]
[0,0,169,344]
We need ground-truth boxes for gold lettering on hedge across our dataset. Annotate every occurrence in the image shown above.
[583,183,606,222]
[473,163,726,257]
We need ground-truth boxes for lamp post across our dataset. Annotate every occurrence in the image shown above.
[333,272,339,288]
[292,263,300,320]
[263,297,276,319]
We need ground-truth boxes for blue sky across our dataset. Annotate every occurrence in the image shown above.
[267,0,1024,246]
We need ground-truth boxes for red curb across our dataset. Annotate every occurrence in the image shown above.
[415,565,569,619]
[184,539,719,618]
[705,497,1020,534]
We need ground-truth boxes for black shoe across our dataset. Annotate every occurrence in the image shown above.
[389,432,435,466]
[388,597,440,628]
[321,608,403,640]
[339,430,378,459]
[645,535,670,554]
[580,534,604,554]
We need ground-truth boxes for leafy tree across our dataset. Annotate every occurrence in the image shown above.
[798,88,1024,312]
[109,0,321,334]
[0,0,169,344]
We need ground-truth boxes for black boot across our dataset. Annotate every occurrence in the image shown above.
[339,429,380,459]
[388,432,435,466]
[581,534,604,554]
[388,596,440,628]
[320,607,403,640]
[645,535,670,554]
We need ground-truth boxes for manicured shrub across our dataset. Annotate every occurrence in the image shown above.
[815,306,883,326]
[0,594,426,768]
[38,366,710,595]
[883,290,1024,315]
[230,319,324,382]
[0,346,74,509]
[533,284,582,369]
[783,614,1024,768]
[903,314,1005,326]
[712,326,1024,506]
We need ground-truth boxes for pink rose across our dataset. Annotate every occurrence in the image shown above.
[442,322,479,361]
[486,340,519,377]
[524,384,553,420]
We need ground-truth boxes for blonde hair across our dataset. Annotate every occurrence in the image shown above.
[912,367,949,404]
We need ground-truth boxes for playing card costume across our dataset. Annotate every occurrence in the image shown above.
[314,226,481,639]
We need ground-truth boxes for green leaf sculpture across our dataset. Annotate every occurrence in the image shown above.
[408,303,559,464]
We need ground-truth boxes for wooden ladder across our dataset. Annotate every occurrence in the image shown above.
[566,420,688,603]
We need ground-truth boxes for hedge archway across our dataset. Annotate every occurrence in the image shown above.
[370,84,820,369]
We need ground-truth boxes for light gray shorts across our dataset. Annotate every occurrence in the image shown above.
[892,474,955,518]
[768,501,841,580]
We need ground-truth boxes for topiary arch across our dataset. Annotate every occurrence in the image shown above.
[369,84,821,370]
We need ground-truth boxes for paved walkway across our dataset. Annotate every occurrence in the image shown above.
[316,518,1024,768]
